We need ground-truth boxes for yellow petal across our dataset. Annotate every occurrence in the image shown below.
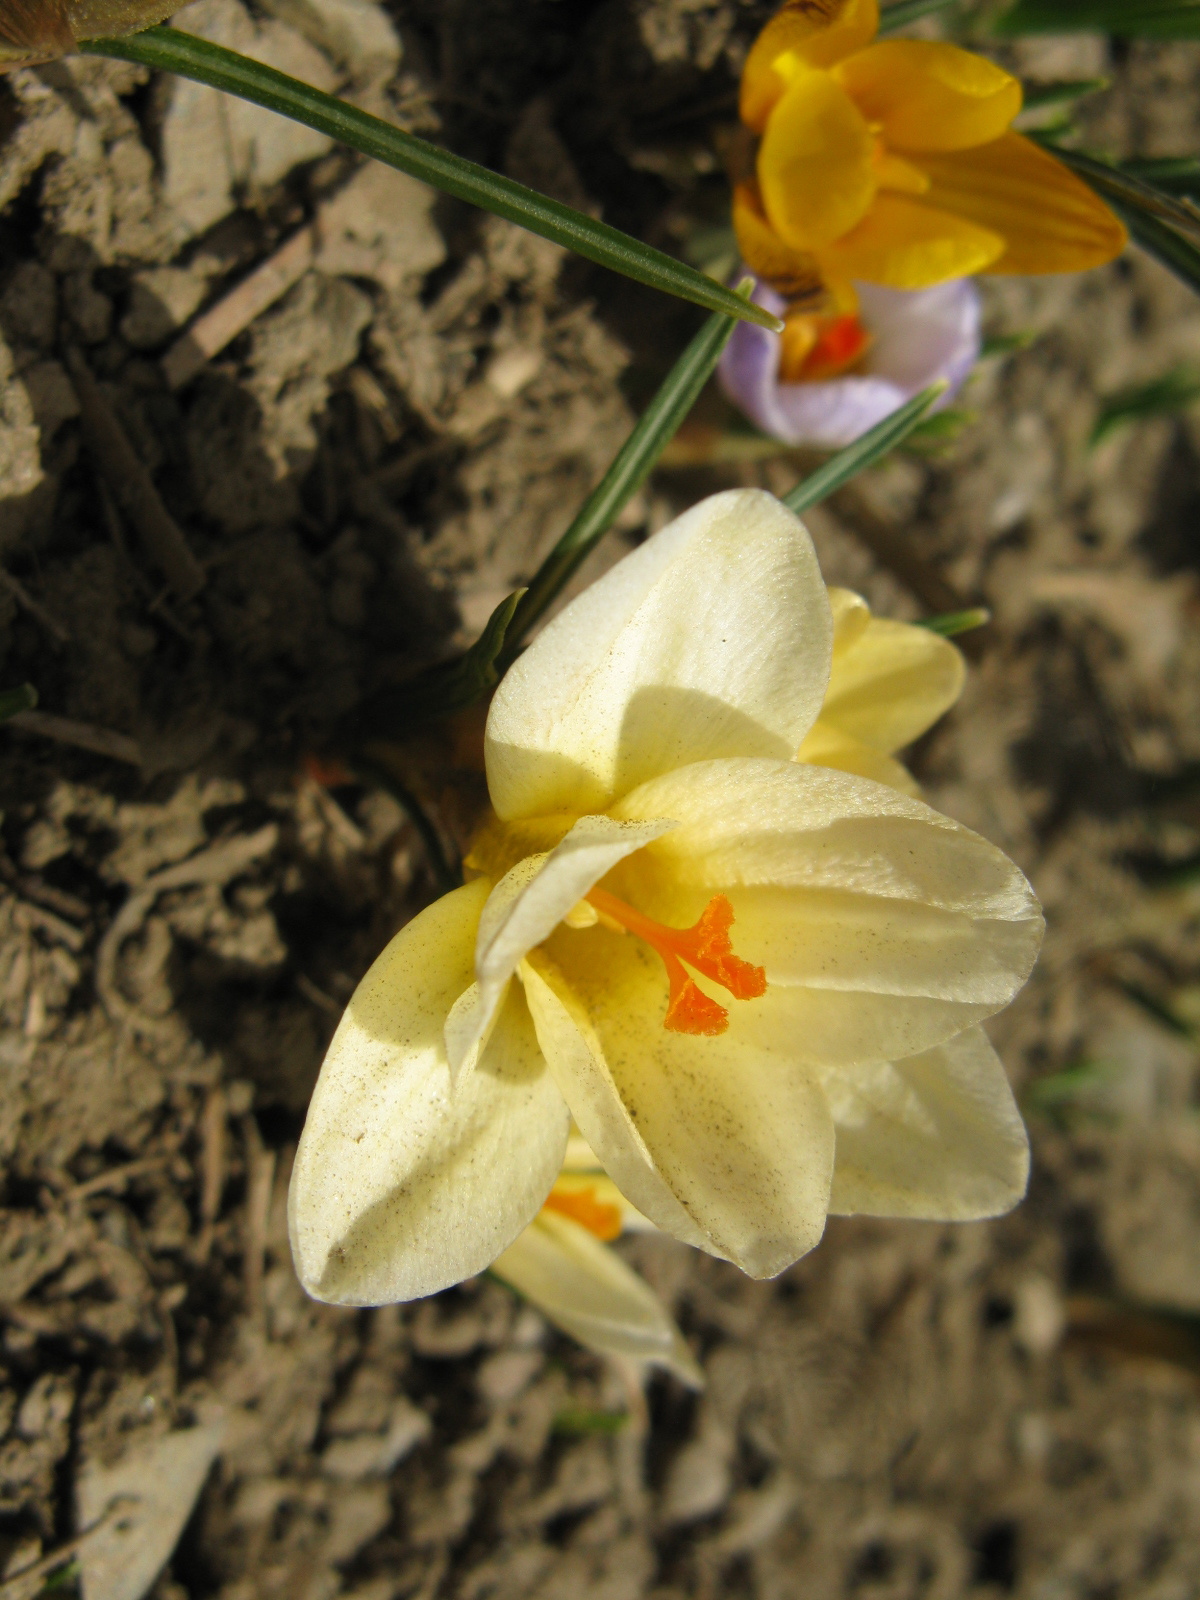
[288,880,570,1305]
[611,757,1043,1068]
[825,1026,1029,1219]
[820,609,965,753]
[485,489,832,821]
[448,815,676,1081]
[733,181,826,299]
[758,68,877,250]
[491,1211,704,1386]
[816,191,1005,289]
[740,0,880,133]
[796,720,921,795]
[835,40,1021,153]
[917,131,1128,275]
[527,933,836,1280]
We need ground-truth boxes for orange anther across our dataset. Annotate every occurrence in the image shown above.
[584,886,766,1037]
[543,1185,623,1241]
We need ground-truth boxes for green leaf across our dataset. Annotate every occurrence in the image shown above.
[878,0,963,33]
[0,683,37,722]
[1122,155,1200,197]
[503,291,749,652]
[783,382,948,515]
[901,405,976,453]
[980,329,1039,358]
[1019,76,1110,112]
[552,1407,630,1437]
[383,589,526,729]
[997,0,1200,35]
[1091,367,1200,447]
[81,29,780,333]
[918,606,991,637]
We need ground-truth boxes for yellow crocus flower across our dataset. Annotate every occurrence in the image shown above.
[489,1134,704,1387]
[288,488,1040,1304]
[735,0,1127,293]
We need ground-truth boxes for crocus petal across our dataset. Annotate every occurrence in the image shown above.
[289,880,570,1305]
[824,1026,1030,1219]
[485,489,833,821]
[740,0,880,132]
[834,41,1021,154]
[818,609,965,753]
[759,69,877,250]
[718,275,981,450]
[524,939,836,1279]
[918,132,1127,275]
[448,817,677,1079]
[612,758,1043,1068]
[491,1210,705,1387]
[520,953,713,1254]
[817,192,1005,290]
[796,719,921,795]
[733,183,826,301]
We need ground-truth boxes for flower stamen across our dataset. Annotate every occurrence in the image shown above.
[584,886,767,1037]
[542,1184,623,1240]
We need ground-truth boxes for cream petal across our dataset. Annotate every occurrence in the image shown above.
[485,489,833,821]
[820,612,965,754]
[525,935,837,1279]
[824,1026,1030,1219]
[289,881,569,1305]
[610,758,1043,1067]
[448,817,676,1080]
[796,719,921,795]
[491,1211,704,1386]
[520,953,712,1253]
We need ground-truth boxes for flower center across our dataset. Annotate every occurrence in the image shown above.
[542,1184,622,1241]
[779,310,872,383]
[584,886,767,1038]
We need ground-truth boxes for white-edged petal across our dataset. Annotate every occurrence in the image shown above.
[289,881,569,1305]
[491,1211,705,1387]
[447,816,676,1080]
[611,757,1043,1067]
[485,488,833,820]
[525,935,837,1279]
[825,1026,1030,1219]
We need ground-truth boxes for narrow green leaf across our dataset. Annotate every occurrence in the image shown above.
[918,607,991,637]
[878,0,963,32]
[783,382,948,515]
[980,329,1039,358]
[82,29,780,332]
[902,406,976,452]
[1122,155,1200,196]
[381,589,526,729]
[1090,366,1200,447]
[552,1407,630,1437]
[1018,76,1110,119]
[997,0,1200,35]
[503,291,749,652]
[0,683,37,722]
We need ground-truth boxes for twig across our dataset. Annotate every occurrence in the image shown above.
[197,1086,227,1266]
[6,709,142,766]
[241,1115,275,1325]
[65,345,207,602]
[0,568,69,649]
[63,1156,171,1204]
[162,223,316,391]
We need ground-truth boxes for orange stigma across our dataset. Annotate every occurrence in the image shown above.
[542,1184,623,1241]
[584,886,766,1037]
[779,311,872,384]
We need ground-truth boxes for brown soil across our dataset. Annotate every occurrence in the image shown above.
[2,5,1200,1599]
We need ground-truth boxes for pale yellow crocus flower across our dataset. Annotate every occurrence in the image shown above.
[489,1133,704,1388]
[288,488,1040,1305]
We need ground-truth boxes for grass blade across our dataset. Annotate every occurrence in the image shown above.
[783,382,947,516]
[503,292,749,652]
[82,28,780,332]
[918,607,991,637]
[878,0,963,32]
[1090,366,1200,447]
[997,0,1200,35]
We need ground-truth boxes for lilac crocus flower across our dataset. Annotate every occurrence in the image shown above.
[718,275,981,451]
